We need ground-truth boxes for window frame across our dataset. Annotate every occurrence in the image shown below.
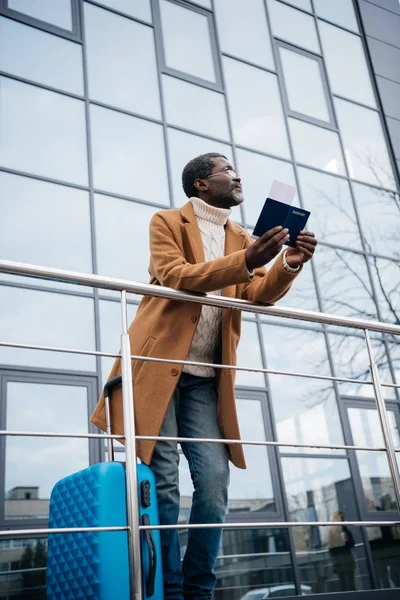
[275,40,336,130]
[0,0,81,41]
[0,368,100,529]
[152,0,223,92]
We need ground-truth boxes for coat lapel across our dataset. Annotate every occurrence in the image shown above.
[179,202,205,264]
[222,218,247,305]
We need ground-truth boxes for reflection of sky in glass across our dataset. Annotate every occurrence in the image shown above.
[84,4,160,119]
[289,118,346,175]
[313,245,378,319]
[298,166,362,249]
[267,0,320,53]
[262,324,344,453]
[335,98,396,190]
[162,75,229,140]
[353,182,400,259]
[368,257,400,325]
[319,21,374,107]
[214,0,274,69]
[8,0,73,30]
[0,287,96,371]
[0,77,88,185]
[90,105,169,203]
[5,382,89,510]
[224,57,290,158]
[0,17,83,95]
[160,0,216,82]
[93,0,152,22]
[329,333,396,399]
[99,300,138,384]
[314,0,359,32]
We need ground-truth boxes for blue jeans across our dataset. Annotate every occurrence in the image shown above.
[149,373,230,600]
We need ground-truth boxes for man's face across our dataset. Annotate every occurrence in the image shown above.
[196,157,244,209]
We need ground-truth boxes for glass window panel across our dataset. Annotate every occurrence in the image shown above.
[216,529,295,600]
[335,98,396,190]
[0,17,83,95]
[160,0,216,83]
[329,334,396,399]
[224,57,290,158]
[94,194,156,284]
[5,382,89,520]
[298,166,362,249]
[353,183,400,259]
[84,4,160,119]
[279,47,330,122]
[368,256,400,325]
[0,172,92,278]
[90,105,169,203]
[284,0,311,9]
[314,0,359,32]
[319,22,375,107]
[289,118,346,175]
[282,457,369,593]
[92,0,152,22]
[235,321,264,387]
[162,75,229,140]
[179,399,276,517]
[167,128,233,207]
[236,148,296,227]
[7,0,73,30]
[267,0,320,53]
[348,406,399,512]
[0,287,96,371]
[262,324,344,454]
[214,0,274,69]
[0,77,88,185]
[0,537,48,596]
[367,525,400,590]
[269,250,320,313]
[314,245,378,319]
[99,299,138,385]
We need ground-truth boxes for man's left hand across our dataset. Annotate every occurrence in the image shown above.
[285,230,317,268]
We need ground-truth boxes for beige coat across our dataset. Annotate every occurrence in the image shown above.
[90,201,300,469]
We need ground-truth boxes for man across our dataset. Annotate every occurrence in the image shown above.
[91,153,317,600]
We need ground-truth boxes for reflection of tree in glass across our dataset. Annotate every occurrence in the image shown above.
[305,165,399,391]
[21,540,46,599]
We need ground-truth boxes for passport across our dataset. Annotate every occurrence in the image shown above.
[252,180,310,248]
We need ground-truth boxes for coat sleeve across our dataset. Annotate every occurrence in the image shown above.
[149,213,252,293]
[241,232,302,304]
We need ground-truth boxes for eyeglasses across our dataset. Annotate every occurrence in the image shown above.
[207,168,239,179]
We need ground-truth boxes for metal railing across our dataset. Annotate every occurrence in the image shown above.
[1,259,400,600]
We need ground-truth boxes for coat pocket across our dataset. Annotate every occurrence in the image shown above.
[132,335,156,382]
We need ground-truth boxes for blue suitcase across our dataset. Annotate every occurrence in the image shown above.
[46,378,163,600]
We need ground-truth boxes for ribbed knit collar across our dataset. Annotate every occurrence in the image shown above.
[190,196,231,226]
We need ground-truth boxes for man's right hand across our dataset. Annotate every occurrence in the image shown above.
[245,226,289,271]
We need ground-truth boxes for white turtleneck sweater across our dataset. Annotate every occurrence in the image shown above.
[183,196,231,377]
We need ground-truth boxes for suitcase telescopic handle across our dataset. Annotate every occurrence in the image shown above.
[103,375,122,462]
[142,514,157,597]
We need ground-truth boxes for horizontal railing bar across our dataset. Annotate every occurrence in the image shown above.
[3,339,397,389]
[0,429,389,451]
[138,434,385,452]
[140,520,400,530]
[0,430,124,439]
[2,521,399,538]
[0,340,119,358]
[0,527,129,536]
[1,260,400,334]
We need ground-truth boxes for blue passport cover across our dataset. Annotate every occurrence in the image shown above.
[253,198,310,247]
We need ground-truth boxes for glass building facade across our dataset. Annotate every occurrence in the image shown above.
[0,0,399,598]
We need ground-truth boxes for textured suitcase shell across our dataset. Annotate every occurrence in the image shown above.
[47,462,163,599]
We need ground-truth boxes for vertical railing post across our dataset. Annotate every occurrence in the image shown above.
[364,329,400,508]
[120,289,143,600]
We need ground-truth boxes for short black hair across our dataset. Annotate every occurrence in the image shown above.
[182,152,228,198]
